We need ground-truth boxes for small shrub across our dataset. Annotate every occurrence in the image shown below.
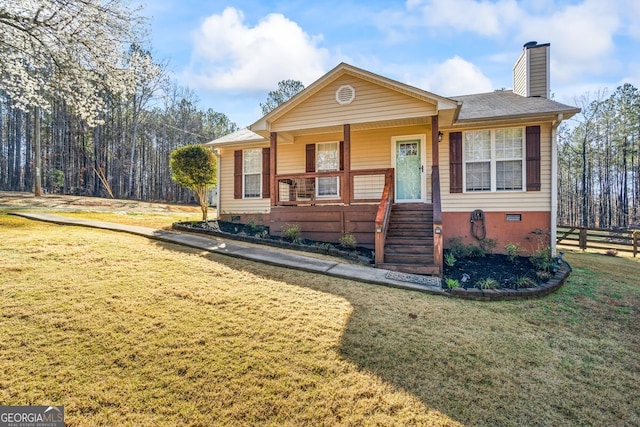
[447,237,467,258]
[338,234,357,249]
[605,248,618,257]
[445,278,460,289]
[444,252,457,267]
[505,242,521,263]
[245,218,267,235]
[515,276,536,288]
[479,238,498,254]
[282,223,301,242]
[448,237,484,258]
[477,277,499,290]
[468,245,486,258]
[529,247,554,272]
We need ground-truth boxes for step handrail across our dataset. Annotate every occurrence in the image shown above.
[374,168,394,265]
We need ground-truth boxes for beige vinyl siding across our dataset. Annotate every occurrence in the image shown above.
[272,75,437,132]
[218,147,270,214]
[513,50,527,97]
[529,45,549,98]
[441,123,552,212]
[351,126,431,169]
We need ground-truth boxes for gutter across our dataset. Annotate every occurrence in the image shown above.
[550,113,564,256]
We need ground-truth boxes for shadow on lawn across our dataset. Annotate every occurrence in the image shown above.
[147,238,639,427]
[146,237,469,423]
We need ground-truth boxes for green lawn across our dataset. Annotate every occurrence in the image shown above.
[1,210,638,426]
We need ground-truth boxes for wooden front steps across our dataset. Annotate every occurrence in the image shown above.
[378,203,439,275]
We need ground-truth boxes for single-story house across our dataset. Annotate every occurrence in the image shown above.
[205,42,580,275]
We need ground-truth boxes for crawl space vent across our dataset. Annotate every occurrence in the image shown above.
[335,85,355,105]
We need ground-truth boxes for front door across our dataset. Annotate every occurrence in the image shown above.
[393,136,425,202]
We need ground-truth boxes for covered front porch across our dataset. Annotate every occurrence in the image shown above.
[265,118,444,275]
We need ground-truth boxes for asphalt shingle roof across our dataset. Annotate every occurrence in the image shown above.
[453,90,580,122]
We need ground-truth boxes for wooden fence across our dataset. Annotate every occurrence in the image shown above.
[556,225,639,257]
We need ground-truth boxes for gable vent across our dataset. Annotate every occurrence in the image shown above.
[335,85,355,105]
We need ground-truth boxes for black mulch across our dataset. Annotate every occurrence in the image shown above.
[443,251,544,289]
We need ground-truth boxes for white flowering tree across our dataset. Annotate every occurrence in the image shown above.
[124,44,166,197]
[0,0,147,194]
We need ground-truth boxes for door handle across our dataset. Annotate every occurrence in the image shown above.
[420,165,424,172]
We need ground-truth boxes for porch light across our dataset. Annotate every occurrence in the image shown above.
[438,131,444,142]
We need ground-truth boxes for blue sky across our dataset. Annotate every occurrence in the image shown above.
[137,0,640,127]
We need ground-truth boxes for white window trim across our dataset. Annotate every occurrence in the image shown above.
[242,148,262,199]
[462,128,526,193]
[315,141,340,199]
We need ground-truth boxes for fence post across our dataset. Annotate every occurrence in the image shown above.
[634,232,638,258]
[579,228,587,250]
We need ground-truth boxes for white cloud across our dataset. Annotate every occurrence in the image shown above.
[406,0,522,36]
[408,56,494,96]
[401,0,626,85]
[620,0,640,38]
[186,7,330,91]
[518,0,620,83]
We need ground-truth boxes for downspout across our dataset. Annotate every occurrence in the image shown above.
[214,148,221,220]
[551,114,563,256]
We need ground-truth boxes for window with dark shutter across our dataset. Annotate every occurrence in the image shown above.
[234,150,242,199]
[262,147,270,198]
[526,125,541,191]
[306,144,316,173]
[449,132,463,193]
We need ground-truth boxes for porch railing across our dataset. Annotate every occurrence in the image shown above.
[374,169,394,265]
[274,169,390,206]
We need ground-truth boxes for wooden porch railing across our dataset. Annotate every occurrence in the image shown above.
[374,168,394,265]
[274,169,389,206]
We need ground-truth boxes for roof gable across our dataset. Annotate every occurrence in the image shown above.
[251,63,459,134]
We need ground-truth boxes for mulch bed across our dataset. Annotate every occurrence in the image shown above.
[174,220,374,264]
[444,252,542,289]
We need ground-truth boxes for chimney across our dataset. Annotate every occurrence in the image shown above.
[513,41,550,98]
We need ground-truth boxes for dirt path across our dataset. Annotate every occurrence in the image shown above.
[0,191,201,213]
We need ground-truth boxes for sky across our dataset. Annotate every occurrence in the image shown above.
[136,0,640,128]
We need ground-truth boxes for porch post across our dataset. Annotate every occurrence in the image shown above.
[270,132,277,207]
[431,115,439,167]
[431,115,443,274]
[342,124,351,204]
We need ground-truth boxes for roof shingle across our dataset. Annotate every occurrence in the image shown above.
[453,90,580,122]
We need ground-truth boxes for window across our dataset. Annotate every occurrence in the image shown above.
[243,148,261,198]
[464,128,524,192]
[316,142,339,198]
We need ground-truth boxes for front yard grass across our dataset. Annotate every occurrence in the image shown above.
[1,211,638,426]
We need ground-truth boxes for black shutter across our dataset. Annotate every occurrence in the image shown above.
[526,126,541,191]
[306,144,316,173]
[262,148,270,198]
[234,150,242,199]
[449,132,463,193]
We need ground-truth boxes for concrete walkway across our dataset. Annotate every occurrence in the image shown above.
[11,212,443,295]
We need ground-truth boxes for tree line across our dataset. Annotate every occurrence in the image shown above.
[0,84,238,202]
[558,83,640,229]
